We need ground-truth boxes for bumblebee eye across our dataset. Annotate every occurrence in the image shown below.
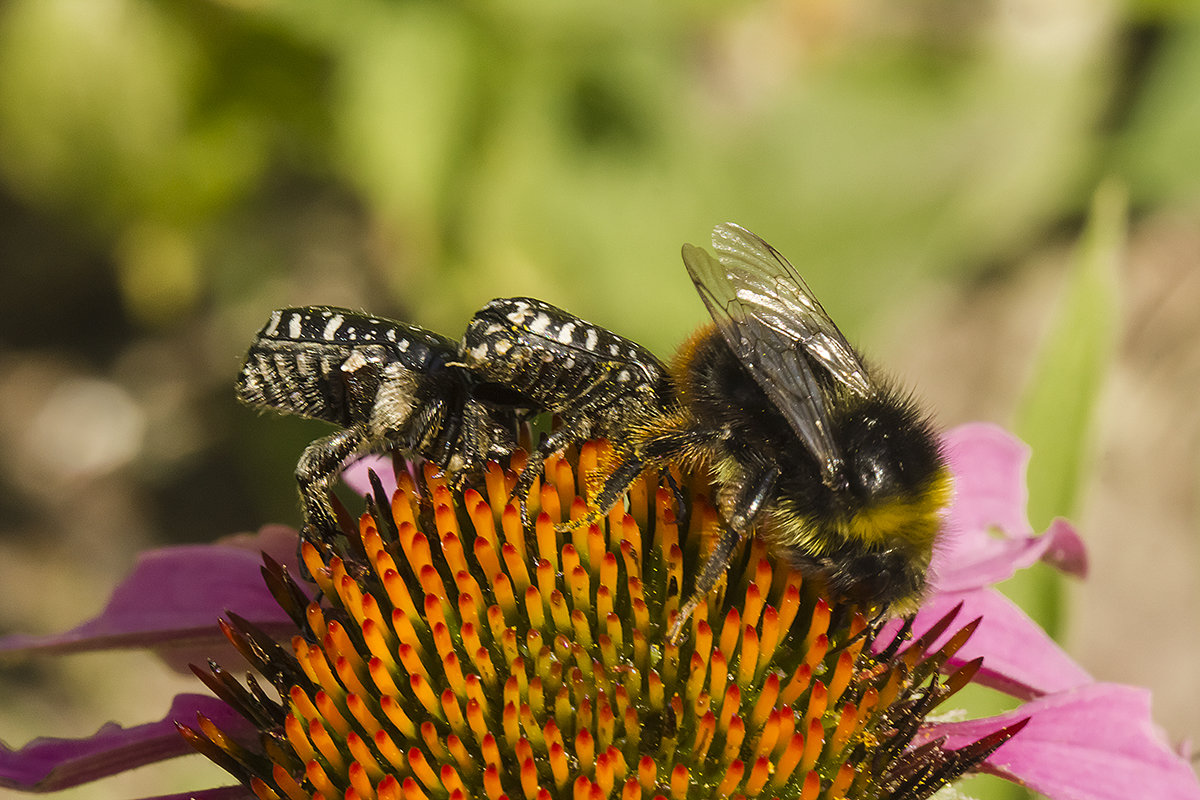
[839,399,941,501]
[860,458,889,495]
[843,438,902,500]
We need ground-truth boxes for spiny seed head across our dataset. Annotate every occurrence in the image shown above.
[183,443,1023,800]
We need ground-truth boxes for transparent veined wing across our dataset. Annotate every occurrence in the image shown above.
[681,223,873,485]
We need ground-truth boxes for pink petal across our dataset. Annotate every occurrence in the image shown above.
[920,683,1200,800]
[0,693,249,792]
[932,516,1088,593]
[932,424,1088,591]
[216,524,302,569]
[880,587,1092,699]
[0,526,303,672]
[342,454,398,498]
[1037,517,1089,575]
[942,423,1034,539]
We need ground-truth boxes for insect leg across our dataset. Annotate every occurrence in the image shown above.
[668,462,781,643]
[510,409,607,524]
[424,397,461,469]
[659,467,688,528]
[553,452,649,532]
[508,369,638,522]
[454,397,516,481]
[554,419,709,533]
[296,425,369,537]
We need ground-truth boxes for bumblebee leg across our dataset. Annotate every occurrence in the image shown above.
[667,463,781,643]
[296,425,369,538]
[668,522,741,643]
[555,419,711,533]
[725,463,782,531]
[512,417,605,526]
[590,453,647,517]
[659,467,688,527]
[555,452,648,532]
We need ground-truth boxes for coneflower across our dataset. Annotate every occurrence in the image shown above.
[3,426,1195,800]
[183,441,1024,800]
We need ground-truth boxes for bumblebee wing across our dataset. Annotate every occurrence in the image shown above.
[682,223,872,483]
[709,224,872,394]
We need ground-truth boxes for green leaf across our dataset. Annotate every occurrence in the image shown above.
[1005,181,1123,640]
[964,182,1125,800]
[1015,180,1124,530]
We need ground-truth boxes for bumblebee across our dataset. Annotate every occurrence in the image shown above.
[568,224,951,638]
[236,306,519,534]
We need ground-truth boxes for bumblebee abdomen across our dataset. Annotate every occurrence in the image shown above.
[673,327,791,430]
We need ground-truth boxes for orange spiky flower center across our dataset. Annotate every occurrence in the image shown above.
[183,441,1023,800]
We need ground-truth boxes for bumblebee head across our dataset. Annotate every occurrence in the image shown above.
[832,456,951,609]
[824,545,929,611]
[764,460,949,609]
[833,394,942,500]
[764,391,952,611]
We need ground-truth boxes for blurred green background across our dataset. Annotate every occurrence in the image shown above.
[1,1,1198,798]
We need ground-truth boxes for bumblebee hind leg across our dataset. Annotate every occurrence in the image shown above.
[669,522,741,642]
[668,462,781,643]
[659,466,688,527]
[554,415,709,534]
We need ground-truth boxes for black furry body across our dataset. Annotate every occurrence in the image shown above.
[626,327,947,618]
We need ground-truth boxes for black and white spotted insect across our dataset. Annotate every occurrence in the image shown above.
[237,306,519,534]
[458,296,675,509]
